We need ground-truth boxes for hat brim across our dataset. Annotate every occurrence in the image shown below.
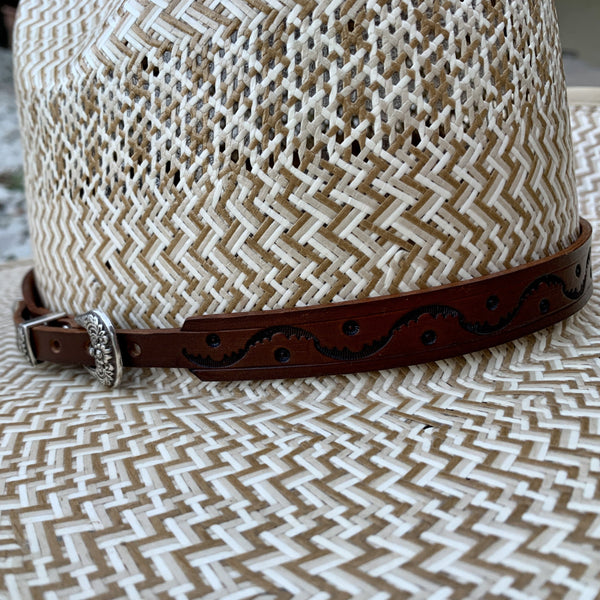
[1,103,599,598]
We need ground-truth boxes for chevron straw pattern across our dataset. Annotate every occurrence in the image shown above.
[13,0,579,328]
[0,103,598,599]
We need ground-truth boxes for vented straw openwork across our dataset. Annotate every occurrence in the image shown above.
[14,0,578,329]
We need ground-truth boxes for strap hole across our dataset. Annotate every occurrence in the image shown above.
[275,348,291,363]
[50,340,61,354]
[129,343,142,358]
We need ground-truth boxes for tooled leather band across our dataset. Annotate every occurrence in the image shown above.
[13,219,594,382]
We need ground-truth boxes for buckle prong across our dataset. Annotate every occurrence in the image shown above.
[16,312,68,366]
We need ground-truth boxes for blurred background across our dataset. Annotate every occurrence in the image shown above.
[0,1,597,262]
[556,0,600,86]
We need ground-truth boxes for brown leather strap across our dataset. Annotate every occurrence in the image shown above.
[14,219,594,381]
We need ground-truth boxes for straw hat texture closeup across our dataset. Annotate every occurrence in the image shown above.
[2,0,600,597]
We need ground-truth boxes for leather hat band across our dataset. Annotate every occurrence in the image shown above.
[14,219,593,386]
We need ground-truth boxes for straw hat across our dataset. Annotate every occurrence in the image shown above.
[3,0,600,596]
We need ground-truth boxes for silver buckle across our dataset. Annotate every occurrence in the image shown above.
[75,309,123,388]
[16,311,68,366]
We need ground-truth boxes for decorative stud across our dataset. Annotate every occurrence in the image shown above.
[343,320,360,336]
[275,348,291,363]
[486,295,500,311]
[421,330,437,346]
[206,333,221,348]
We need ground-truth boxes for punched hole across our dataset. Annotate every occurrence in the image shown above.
[206,334,221,348]
[129,343,142,358]
[50,339,61,354]
[421,330,437,346]
[275,347,291,363]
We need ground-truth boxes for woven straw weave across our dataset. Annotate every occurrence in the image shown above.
[1,101,599,600]
[14,0,579,328]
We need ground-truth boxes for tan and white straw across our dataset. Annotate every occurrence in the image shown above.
[1,0,600,596]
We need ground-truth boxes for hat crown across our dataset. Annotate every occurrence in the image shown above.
[14,0,578,328]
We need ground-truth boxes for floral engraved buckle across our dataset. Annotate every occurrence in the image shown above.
[75,309,123,388]
[16,311,67,366]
